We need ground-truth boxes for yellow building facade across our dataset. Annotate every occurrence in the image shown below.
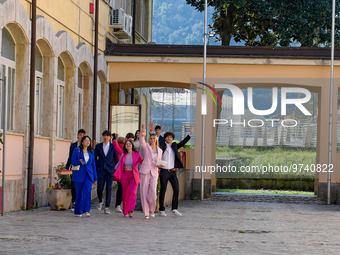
[0,0,153,212]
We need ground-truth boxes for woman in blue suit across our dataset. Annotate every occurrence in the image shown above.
[71,136,97,217]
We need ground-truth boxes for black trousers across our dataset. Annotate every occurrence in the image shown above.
[97,170,113,208]
[115,182,123,207]
[71,177,76,203]
[159,169,179,211]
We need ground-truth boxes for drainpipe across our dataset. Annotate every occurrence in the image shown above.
[132,0,136,44]
[1,74,7,215]
[131,0,136,104]
[27,0,37,210]
[93,0,99,146]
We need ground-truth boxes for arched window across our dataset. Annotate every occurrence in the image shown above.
[1,27,16,130]
[57,57,65,138]
[35,46,43,135]
[77,67,83,130]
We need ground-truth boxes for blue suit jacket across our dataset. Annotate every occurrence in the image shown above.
[71,147,97,183]
[66,141,78,170]
[95,142,119,175]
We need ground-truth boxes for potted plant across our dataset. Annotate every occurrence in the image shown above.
[46,163,72,210]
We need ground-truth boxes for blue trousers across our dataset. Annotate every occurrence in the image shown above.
[74,173,93,215]
[97,170,113,208]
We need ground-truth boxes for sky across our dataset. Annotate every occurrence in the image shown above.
[152,0,220,45]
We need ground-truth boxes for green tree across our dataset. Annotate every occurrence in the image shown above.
[186,0,340,47]
[187,0,338,126]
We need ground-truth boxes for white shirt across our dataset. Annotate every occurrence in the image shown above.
[161,143,175,169]
[84,152,89,164]
[103,142,110,156]
[134,140,140,151]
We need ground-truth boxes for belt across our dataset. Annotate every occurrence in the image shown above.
[161,168,176,172]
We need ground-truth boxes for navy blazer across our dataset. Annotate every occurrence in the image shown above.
[159,135,191,169]
[66,141,78,170]
[158,135,165,144]
[71,147,97,183]
[95,142,119,175]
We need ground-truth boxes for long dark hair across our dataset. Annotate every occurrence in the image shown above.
[123,140,137,153]
[134,130,140,141]
[79,135,93,153]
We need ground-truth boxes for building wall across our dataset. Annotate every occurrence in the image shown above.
[0,0,153,212]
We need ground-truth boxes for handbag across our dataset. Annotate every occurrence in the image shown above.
[71,148,80,171]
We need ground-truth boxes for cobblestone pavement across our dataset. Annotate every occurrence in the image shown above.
[1,191,340,254]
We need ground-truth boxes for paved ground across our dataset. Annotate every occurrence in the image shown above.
[1,190,340,254]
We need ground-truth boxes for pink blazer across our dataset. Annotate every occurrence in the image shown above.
[139,135,163,177]
[114,151,143,184]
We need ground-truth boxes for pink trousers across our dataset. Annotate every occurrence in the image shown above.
[140,172,158,217]
[121,170,138,215]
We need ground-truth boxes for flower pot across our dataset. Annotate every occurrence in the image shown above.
[46,189,72,210]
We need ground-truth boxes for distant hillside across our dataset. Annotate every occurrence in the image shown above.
[152,0,220,45]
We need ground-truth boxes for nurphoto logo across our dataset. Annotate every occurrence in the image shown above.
[198,84,312,127]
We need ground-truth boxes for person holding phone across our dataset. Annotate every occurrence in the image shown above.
[65,129,86,210]
[139,123,163,219]
[71,136,97,217]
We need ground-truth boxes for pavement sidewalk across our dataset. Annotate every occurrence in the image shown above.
[1,189,340,254]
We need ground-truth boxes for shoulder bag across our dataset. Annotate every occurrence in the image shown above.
[71,147,80,171]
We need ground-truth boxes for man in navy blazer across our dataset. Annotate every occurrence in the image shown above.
[66,129,86,209]
[95,130,119,214]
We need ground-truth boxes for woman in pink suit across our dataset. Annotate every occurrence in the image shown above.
[113,140,143,217]
[139,124,163,219]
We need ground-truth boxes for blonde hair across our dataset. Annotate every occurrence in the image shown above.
[117,137,125,143]
[149,134,159,147]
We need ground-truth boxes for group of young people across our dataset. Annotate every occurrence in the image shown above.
[65,123,194,219]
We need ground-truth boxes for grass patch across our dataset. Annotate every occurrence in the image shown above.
[216,146,317,179]
[216,189,314,195]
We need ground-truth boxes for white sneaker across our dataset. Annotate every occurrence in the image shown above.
[159,211,167,217]
[150,213,155,218]
[171,209,182,216]
[70,202,75,212]
[97,202,103,211]
[115,205,122,213]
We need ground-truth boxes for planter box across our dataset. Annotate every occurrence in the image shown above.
[46,189,72,210]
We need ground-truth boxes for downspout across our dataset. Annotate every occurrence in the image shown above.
[131,0,136,104]
[27,0,37,210]
[93,0,99,146]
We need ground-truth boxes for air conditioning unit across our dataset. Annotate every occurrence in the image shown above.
[124,14,133,37]
[110,8,125,28]
[110,0,126,10]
